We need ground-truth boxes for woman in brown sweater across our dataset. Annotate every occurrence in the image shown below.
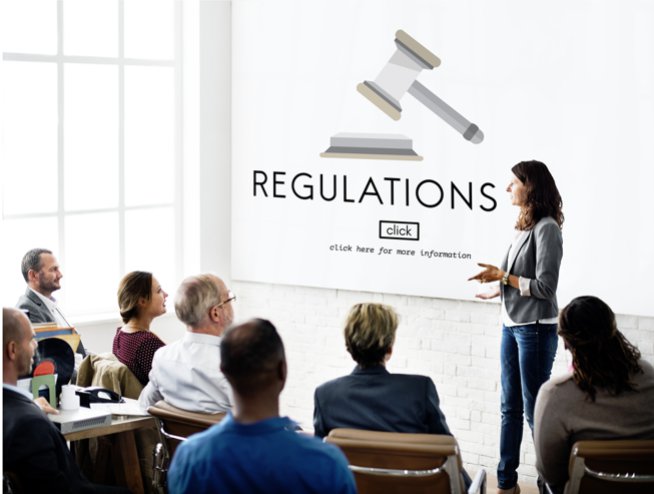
[534,295,654,493]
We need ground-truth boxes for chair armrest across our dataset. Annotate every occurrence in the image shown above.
[468,469,486,494]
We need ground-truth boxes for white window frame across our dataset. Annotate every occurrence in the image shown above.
[2,1,184,319]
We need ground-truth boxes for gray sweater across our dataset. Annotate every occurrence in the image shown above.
[534,359,654,491]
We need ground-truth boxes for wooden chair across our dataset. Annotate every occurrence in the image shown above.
[147,400,225,493]
[563,439,654,494]
[325,428,486,494]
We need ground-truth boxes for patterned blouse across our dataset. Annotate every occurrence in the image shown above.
[112,328,165,385]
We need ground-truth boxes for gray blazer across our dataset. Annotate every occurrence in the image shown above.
[16,287,56,324]
[500,216,563,324]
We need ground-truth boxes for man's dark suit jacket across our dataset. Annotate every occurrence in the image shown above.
[313,365,452,438]
[3,386,96,493]
[16,287,86,356]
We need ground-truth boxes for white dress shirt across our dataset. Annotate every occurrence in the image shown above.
[138,331,233,413]
[30,288,70,327]
[3,383,34,400]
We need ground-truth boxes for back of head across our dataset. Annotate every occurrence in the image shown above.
[175,274,223,328]
[344,303,398,367]
[559,295,642,400]
[3,307,33,381]
[512,160,564,229]
[3,307,26,351]
[117,271,153,323]
[21,248,52,282]
[220,319,285,397]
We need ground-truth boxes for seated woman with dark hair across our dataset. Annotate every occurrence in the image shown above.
[112,271,168,385]
[534,295,654,494]
[313,303,452,438]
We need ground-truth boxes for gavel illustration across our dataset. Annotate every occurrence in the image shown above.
[357,30,484,144]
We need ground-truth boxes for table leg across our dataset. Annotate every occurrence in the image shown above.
[114,431,144,494]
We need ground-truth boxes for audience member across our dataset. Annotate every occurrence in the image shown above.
[139,274,234,413]
[113,271,167,385]
[17,247,87,357]
[534,296,654,494]
[314,303,471,487]
[168,318,356,494]
[313,303,452,438]
[3,308,128,493]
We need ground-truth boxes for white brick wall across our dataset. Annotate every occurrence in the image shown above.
[231,280,654,485]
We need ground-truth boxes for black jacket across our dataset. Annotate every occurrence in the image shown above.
[313,364,452,438]
[3,386,96,493]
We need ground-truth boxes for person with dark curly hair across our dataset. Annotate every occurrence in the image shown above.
[469,160,564,494]
[534,296,654,494]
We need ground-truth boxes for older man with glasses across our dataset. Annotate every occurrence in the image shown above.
[139,274,236,413]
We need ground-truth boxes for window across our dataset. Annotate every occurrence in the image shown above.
[1,0,182,318]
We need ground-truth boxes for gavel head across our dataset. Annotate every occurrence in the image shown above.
[358,30,441,120]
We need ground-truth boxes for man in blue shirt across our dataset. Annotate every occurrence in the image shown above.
[168,318,356,494]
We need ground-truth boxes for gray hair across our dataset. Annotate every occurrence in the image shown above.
[21,248,53,282]
[175,274,223,327]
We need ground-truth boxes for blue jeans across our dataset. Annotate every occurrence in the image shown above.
[497,323,558,490]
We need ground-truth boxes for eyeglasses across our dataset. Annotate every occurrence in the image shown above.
[216,291,236,308]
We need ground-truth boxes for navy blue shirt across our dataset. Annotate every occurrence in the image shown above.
[168,413,356,494]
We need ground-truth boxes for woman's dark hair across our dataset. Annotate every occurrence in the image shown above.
[512,160,564,230]
[558,295,642,401]
[117,271,153,323]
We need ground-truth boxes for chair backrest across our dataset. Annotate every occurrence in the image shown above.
[148,401,226,493]
[566,439,654,494]
[147,400,225,456]
[76,353,143,399]
[324,428,467,494]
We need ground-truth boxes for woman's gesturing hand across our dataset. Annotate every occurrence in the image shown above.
[468,262,504,284]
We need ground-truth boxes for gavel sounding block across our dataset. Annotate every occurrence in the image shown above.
[320,133,423,161]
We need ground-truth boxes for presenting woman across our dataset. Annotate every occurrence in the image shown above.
[469,160,564,494]
[113,271,168,385]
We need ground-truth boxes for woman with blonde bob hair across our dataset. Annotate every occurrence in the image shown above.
[343,303,398,367]
[313,302,452,437]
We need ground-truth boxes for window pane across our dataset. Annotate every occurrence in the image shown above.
[64,212,119,316]
[124,206,175,291]
[3,0,57,54]
[124,0,174,60]
[124,66,174,206]
[2,62,58,215]
[64,64,119,211]
[0,217,58,308]
[63,0,118,57]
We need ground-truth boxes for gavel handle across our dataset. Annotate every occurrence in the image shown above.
[408,80,484,144]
